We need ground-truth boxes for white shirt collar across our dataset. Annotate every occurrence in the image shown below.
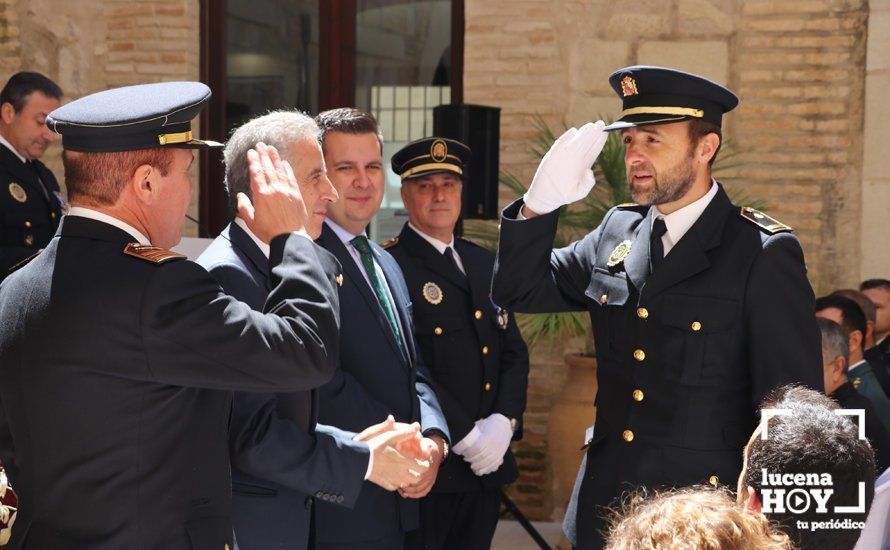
[407,222,454,255]
[849,359,867,372]
[67,207,151,245]
[325,218,365,246]
[652,180,719,248]
[0,134,27,163]
[233,217,270,259]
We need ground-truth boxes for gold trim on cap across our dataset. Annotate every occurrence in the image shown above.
[621,106,704,118]
[401,163,463,179]
[158,130,193,145]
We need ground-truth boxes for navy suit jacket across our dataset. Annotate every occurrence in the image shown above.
[196,223,370,550]
[314,222,449,545]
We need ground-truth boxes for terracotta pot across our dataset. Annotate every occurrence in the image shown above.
[547,353,598,510]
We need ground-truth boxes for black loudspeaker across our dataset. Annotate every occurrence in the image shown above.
[433,104,500,220]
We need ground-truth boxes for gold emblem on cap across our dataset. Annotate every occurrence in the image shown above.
[430,139,448,162]
[621,76,639,97]
[607,240,633,267]
[422,282,443,305]
[8,182,27,203]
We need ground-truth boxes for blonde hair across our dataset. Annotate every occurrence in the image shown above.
[605,486,792,550]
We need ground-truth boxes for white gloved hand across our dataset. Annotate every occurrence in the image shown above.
[463,413,514,476]
[452,425,482,457]
[523,120,608,215]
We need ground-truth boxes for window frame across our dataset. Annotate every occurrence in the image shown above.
[199,0,464,236]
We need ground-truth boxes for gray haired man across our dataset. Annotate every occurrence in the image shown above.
[196,110,429,550]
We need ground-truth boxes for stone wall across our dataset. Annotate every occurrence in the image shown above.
[464,0,878,522]
[0,0,201,236]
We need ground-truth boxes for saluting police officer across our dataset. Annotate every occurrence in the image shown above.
[491,66,823,549]
[386,137,530,550]
[0,82,343,549]
[0,72,64,279]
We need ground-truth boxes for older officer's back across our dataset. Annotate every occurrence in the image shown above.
[0,82,342,549]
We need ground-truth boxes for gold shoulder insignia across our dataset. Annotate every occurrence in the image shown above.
[616,203,639,208]
[7,251,40,274]
[739,207,792,234]
[381,237,399,249]
[123,243,186,264]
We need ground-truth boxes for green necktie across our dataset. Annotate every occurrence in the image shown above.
[351,236,407,362]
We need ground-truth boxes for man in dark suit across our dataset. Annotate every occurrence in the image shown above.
[0,82,343,549]
[862,279,890,365]
[196,110,429,550]
[0,72,64,278]
[816,294,890,432]
[491,66,823,549]
[313,108,450,550]
[385,137,530,549]
[818,317,890,473]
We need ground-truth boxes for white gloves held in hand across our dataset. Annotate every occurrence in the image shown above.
[453,413,514,477]
[523,120,609,215]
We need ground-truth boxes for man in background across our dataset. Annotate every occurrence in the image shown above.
[0,72,63,278]
[738,385,875,550]
[818,317,890,473]
[313,108,449,550]
[386,136,530,549]
[196,110,428,550]
[862,279,890,363]
[816,294,890,432]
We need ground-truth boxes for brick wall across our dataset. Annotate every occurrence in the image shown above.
[464,0,872,521]
[0,0,201,235]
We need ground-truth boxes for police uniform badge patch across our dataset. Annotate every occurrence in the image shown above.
[422,282,443,305]
[8,183,27,203]
[607,240,633,267]
[621,76,639,97]
[430,139,448,162]
[496,307,509,330]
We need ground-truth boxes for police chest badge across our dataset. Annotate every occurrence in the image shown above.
[8,183,27,203]
[496,307,509,330]
[422,282,443,305]
[607,240,633,267]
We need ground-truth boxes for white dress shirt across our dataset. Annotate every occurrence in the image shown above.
[67,207,151,245]
[651,180,719,258]
[406,222,465,274]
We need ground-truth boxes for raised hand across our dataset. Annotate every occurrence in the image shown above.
[237,142,310,243]
[522,120,608,217]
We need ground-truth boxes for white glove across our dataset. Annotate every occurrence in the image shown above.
[452,425,482,457]
[463,413,514,476]
[523,120,608,215]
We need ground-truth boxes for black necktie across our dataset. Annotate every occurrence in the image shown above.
[650,218,668,272]
[444,247,466,279]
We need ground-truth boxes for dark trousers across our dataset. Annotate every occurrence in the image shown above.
[405,489,501,550]
[317,531,404,550]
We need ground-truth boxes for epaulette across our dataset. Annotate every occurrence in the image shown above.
[616,203,639,208]
[7,251,40,274]
[739,207,792,234]
[380,237,399,250]
[123,243,186,264]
